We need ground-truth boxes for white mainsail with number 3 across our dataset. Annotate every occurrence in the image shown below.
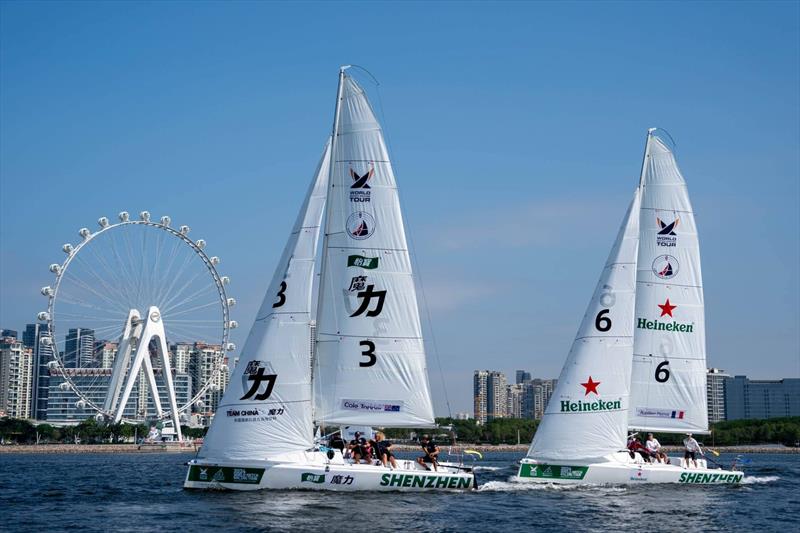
[199,140,330,461]
[313,70,435,427]
[628,131,709,433]
[527,188,640,461]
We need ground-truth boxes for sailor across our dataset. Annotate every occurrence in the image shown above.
[348,431,369,465]
[416,435,440,471]
[627,435,651,463]
[328,431,345,453]
[645,433,667,464]
[683,433,703,468]
[374,431,398,469]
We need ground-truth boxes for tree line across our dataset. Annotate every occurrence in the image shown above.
[2,416,798,446]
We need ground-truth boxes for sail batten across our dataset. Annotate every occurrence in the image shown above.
[313,73,435,428]
[628,133,708,434]
[197,140,331,461]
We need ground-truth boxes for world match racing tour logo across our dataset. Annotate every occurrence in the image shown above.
[559,376,622,413]
[656,215,679,248]
[349,163,374,203]
[636,298,694,333]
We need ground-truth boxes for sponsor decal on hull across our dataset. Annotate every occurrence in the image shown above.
[188,465,264,485]
[519,463,588,480]
[301,473,326,484]
[678,472,743,484]
[379,473,473,489]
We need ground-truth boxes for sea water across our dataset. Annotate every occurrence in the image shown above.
[0,451,797,532]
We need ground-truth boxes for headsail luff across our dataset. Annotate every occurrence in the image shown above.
[198,139,330,461]
[628,131,709,433]
[313,71,435,427]
[527,189,640,461]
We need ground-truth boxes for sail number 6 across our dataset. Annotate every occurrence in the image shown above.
[655,360,670,383]
[595,309,612,332]
[359,340,376,367]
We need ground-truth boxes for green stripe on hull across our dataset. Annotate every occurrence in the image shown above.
[519,463,588,480]
[678,472,743,484]
[187,465,265,485]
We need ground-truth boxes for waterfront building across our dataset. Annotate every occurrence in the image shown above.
[98,341,119,368]
[473,370,488,424]
[0,336,34,419]
[455,412,472,420]
[23,323,53,420]
[1,329,17,338]
[486,371,508,420]
[64,328,96,368]
[521,378,557,420]
[506,383,524,419]
[725,376,800,420]
[189,343,229,419]
[707,368,730,423]
[515,370,531,384]
[171,342,193,374]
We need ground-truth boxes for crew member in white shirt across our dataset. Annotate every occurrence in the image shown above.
[645,433,666,464]
[683,433,703,468]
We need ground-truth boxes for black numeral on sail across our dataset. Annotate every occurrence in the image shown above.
[359,340,376,367]
[272,281,287,308]
[595,309,612,332]
[655,360,670,383]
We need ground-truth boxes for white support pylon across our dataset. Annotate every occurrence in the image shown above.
[104,310,141,414]
[110,306,183,441]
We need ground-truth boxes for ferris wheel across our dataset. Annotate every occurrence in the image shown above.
[37,211,236,438]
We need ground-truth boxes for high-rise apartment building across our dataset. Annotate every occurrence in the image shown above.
[706,368,730,423]
[64,328,96,368]
[0,336,34,418]
[486,371,508,421]
[506,383,524,418]
[24,323,53,420]
[473,370,488,424]
[515,370,531,384]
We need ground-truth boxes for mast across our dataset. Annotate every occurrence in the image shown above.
[312,66,348,428]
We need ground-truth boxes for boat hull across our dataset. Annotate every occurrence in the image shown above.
[516,453,743,485]
[184,452,476,492]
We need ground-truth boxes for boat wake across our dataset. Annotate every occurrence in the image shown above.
[473,466,505,472]
[741,475,780,484]
[478,480,627,492]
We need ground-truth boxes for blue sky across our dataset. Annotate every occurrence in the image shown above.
[1,1,798,415]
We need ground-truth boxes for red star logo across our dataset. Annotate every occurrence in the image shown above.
[658,298,677,317]
[581,376,600,396]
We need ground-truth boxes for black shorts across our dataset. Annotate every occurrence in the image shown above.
[684,451,697,460]
[353,446,367,457]
[381,449,394,458]
[421,455,436,463]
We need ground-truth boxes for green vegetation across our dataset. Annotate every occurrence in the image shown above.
[0,417,206,444]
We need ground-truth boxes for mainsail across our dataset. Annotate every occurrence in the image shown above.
[628,131,709,433]
[313,70,435,427]
[198,140,330,460]
[527,189,640,461]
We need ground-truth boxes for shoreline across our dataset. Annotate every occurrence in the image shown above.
[1,443,797,455]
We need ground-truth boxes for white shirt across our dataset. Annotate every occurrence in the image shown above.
[646,438,661,453]
[683,437,701,453]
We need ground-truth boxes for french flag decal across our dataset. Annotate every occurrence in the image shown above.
[671,410,685,419]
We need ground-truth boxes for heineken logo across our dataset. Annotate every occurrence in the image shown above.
[379,473,472,489]
[656,216,679,247]
[637,299,693,333]
[581,376,600,396]
[301,473,326,484]
[560,398,622,413]
[678,472,743,484]
[348,255,379,269]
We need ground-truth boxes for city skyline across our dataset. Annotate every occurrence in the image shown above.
[1,2,798,416]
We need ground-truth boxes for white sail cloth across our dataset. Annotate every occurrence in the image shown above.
[199,140,330,461]
[528,189,640,461]
[313,73,435,427]
[628,133,709,433]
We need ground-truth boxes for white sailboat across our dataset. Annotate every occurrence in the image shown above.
[185,67,475,491]
[517,129,743,485]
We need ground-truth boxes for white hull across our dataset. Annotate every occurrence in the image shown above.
[516,452,743,485]
[185,450,476,492]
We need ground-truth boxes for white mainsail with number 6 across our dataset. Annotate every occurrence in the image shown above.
[313,72,435,428]
[527,189,640,461]
[628,131,709,433]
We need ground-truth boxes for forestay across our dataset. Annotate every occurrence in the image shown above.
[629,132,709,433]
[313,71,435,427]
[199,140,330,461]
[527,189,640,461]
